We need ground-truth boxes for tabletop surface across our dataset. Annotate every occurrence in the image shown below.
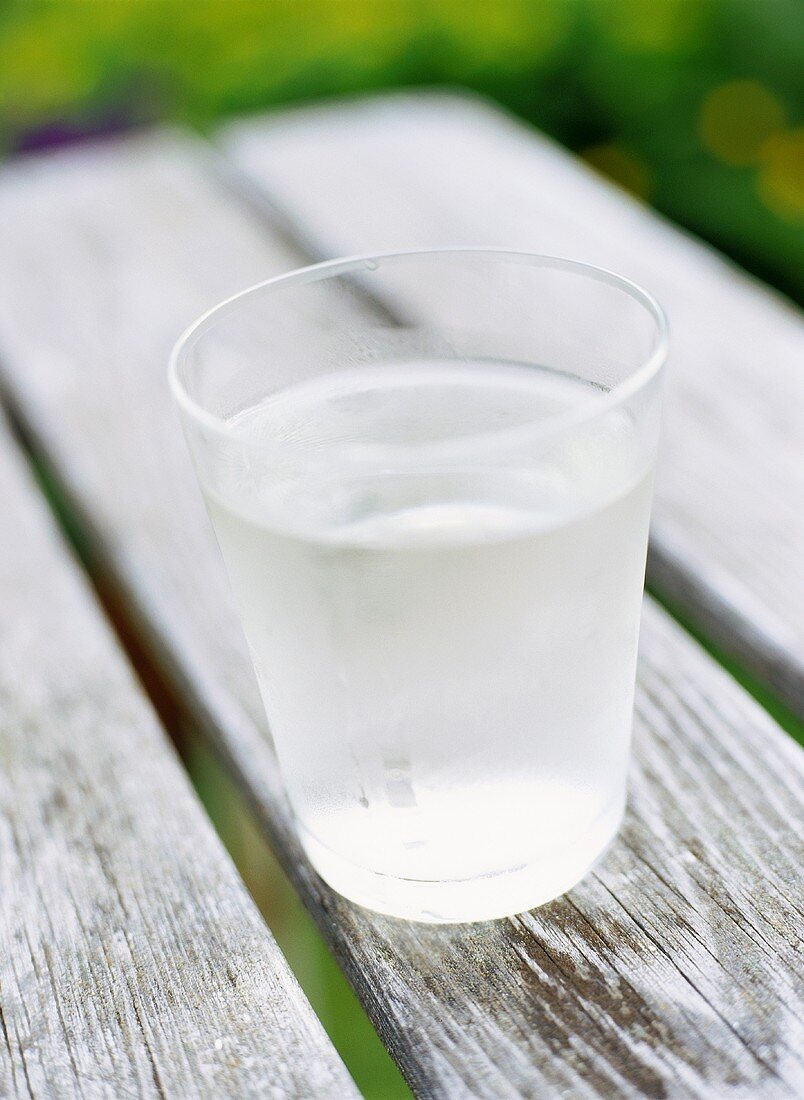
[0,93,801,1099]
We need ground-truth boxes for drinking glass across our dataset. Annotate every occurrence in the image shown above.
[170,248,667,923]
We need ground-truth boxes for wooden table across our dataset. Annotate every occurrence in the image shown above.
[0,93,802,1099]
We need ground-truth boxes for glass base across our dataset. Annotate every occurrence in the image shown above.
[299,796,624,924]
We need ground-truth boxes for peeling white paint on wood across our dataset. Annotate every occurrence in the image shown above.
[0,417,357,1098]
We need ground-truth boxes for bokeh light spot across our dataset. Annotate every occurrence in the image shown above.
[699,80,785,166]
[594,0,706,53]
[432,0,570,66]
[757,128,804,223]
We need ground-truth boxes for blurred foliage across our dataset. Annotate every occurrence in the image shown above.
[0,0,802,298]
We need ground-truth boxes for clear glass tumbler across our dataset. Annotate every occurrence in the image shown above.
[170,248,667,923]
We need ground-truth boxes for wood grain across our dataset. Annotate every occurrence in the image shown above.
[221,93,804,717]
[0,426,358,1097]
[0,130,801,1098]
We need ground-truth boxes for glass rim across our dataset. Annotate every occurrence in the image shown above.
[169,247,668,463]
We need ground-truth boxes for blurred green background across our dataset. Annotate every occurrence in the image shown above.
[1,0,802,300]
[6,3,801,1097]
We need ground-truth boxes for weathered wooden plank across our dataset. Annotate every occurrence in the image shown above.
[0,429,358,1097]
[0,131,801,1098]
[221,93,804,716]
